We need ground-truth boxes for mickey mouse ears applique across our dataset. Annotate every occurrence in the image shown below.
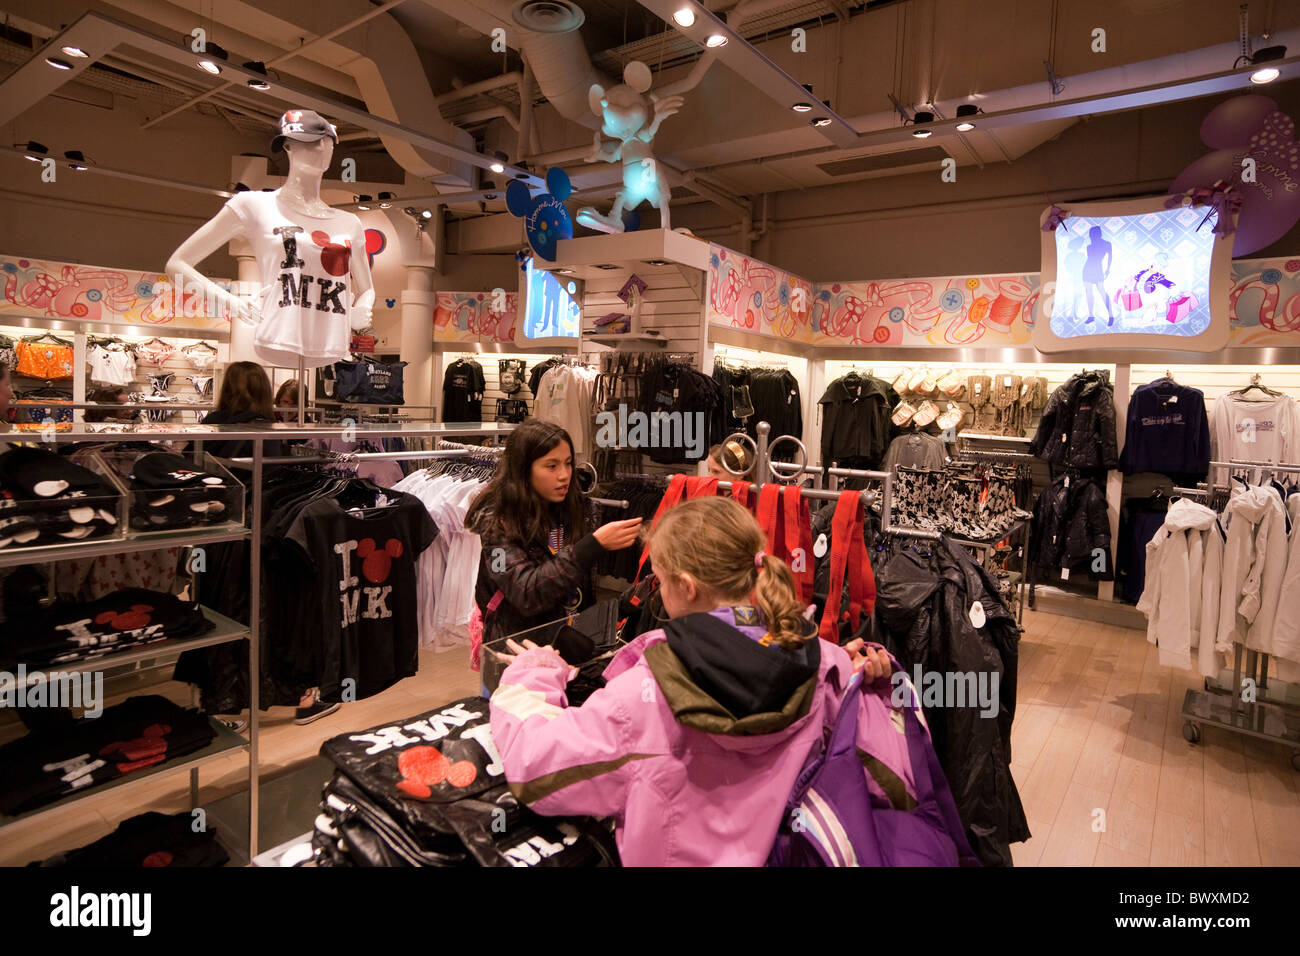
[506,168,573,262]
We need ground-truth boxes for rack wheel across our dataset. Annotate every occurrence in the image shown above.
[1291,752,1300,772]
[1182,722,1201,744]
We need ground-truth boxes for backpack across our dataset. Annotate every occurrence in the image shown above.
[768,662,980,867]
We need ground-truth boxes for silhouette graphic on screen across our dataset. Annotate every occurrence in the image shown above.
[1082,226,1116,326]
[1064,235,1088,317]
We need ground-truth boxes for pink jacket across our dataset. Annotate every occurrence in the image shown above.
[489,610,921,867]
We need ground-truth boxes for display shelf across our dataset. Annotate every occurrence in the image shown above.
[8,607,248,686]
[0,716,248,831]
[40,421,517,443]
[586,332,667,347]
[0,525,249,569]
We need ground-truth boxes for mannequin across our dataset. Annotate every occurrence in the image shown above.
[166,109,374,369]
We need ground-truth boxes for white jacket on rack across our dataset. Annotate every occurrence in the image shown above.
[1215,485,1290,659]
[1269,491,1300,682]
[1138,498,1223,676]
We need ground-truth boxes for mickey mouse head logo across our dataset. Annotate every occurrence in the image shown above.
[96,604,155,630]
[385,297,396,309]
[356,538,402,583]
[311,230,352,277]
[100,722,171,770]
[506,168,573,262]
[395,745,477,799]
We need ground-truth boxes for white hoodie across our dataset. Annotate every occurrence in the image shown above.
[1216,485,1289,658]
[1139,498,1222,673]
[1269,491,1300,681]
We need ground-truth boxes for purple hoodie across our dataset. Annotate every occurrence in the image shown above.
[489,606,923,866]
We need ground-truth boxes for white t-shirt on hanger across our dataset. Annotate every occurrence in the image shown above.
[224,190,366,368]
[1209,392,1299,469]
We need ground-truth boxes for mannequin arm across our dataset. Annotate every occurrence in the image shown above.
[349,228,374,331]
[165,206,258,326]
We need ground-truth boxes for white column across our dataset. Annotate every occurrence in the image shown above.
[229,252,260,365]
[401,266,436,413]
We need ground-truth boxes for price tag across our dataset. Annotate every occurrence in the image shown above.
[974,383,983,393]
[1060,567,1070,581]
[1004,376,1013,388]
[1062,432,1068,444]
[969,601,986,629]
[1168,395,1178,403]
[813,533,829,558]
[1064,475,1070,488]
[350,334,376,354]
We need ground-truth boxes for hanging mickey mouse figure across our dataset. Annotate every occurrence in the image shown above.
[576,61,684,234]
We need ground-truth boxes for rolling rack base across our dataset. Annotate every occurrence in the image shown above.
[1180,643,1300,771]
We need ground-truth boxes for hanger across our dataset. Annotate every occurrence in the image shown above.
[1233,373,1281,398]
[184,341,218,353]
[23,331,72,346]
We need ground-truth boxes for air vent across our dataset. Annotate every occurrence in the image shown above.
[817,147,950,177]
[511,0,585,33]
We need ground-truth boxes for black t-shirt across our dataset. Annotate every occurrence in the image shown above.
[286,494,438,703]
[442,360,485,422]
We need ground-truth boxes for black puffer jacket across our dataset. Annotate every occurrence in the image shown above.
[869,538,1029,867]
[1030,371,1119,471]
[1029,475,1113,579]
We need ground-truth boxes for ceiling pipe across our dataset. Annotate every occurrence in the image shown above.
[458,106,520,131]
[517,57,535,163]
[436,71,524,105]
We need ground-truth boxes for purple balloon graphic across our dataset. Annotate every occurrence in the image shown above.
[1169,94,1300,256]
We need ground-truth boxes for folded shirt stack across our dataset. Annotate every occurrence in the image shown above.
[0,695,217,816]
[0,588,215,669]
[0,447,120,550]
[126,452,239,531]
[28,811,230,868]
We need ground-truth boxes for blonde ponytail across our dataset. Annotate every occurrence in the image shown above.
[646,497,813,649]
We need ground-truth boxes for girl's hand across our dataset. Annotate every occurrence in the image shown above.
[593,517,643,550]
[843,638,893,679]
[495,639,578,679]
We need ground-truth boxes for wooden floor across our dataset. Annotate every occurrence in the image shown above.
[3,609,1298,866]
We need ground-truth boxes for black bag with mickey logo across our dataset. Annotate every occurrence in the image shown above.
[316,698,619,867]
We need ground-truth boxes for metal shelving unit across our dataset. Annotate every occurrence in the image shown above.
[0,420,517,859]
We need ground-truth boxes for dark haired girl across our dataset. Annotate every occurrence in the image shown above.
[467,418,642,646]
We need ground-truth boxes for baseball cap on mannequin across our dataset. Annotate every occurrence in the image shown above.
[271,109,339,153]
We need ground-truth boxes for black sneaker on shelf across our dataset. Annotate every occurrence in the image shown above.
[294,697,342,725]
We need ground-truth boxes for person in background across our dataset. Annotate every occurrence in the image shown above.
[201,362,282,460]
[0,363,12,431]
[466,418,642,649]
[702,440,753,481]
[85,386,132,423]
[274,378,300,423]
[489,495,892,866]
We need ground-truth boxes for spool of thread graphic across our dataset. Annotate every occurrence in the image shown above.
[987,279,1031,328]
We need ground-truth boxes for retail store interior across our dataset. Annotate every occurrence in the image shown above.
[1,0,1300,872]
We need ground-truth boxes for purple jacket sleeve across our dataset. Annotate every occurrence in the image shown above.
[489,648,649,819]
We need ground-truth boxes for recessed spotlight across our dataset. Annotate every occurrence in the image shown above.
[243,61,270,90]
[1248,44,1285,83]
[1251,66,1280,84]
[377,192,394,208]
[955,121,975,131]
[403,206,417,216]
[911,110,935,137]
[45,57,72,70]
[955,104,978,130]
[61,46,88,59]
[484,193,497,200]
[64,150,88,171]
[705,33,727,47]
[673,7,696,27]
[810,117,832,127]
[490,161,505,173]
[23,141,48,162]
[356,194,372,210]
[792,103,813,112]
[196,42,227,75]
[421,209,433,219]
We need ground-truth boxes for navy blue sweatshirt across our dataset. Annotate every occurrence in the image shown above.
[1119,380,1210,484]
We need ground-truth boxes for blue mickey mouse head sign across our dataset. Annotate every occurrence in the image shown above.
[506,168,573,262]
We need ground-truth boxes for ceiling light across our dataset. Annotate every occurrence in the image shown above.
[484,193,497,200]
[490,161,505,173]
[403,206,417,216]
[377,191,394,208]
[22,141,48,162]
[421,209,433,219]
[356,194,372,210]
[1249,44,1285,83]
[810,117,832,128]
[244,61,270,91]
[45,57,72,70]
[792,103,813,112]
[61,46,88,58]
[955,104,978,131]
[705,34,728,47]
[673,7,696,27]
[196,41,227,75]
[64,150,88,171]
[911,110,935,137]
[1251,66,1280,84]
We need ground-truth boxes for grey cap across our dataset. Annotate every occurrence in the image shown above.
[271,109,338,153]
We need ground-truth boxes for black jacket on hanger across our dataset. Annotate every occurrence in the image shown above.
[1030,371,1119,471]
[1029,474,1113,579]
[818,375,898,469]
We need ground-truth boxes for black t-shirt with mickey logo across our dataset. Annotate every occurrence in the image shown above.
[286,494,437,703]
[441,360,485,422]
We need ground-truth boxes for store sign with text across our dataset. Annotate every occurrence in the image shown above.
[707,244,1300,350]
[0,255,232,331]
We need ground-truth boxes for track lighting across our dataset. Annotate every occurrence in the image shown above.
[490,161,505,173]
[196,42,227,75]
[64,150,89,171]
[810,117,831,128]
[61,46,88,58]
[705,34,727,47]
[911,110,935,137]
[22,141,48,162]
[377,192,394,208]
[45,57,72,70]
[356,194,372,210]
[792,103,813,112]
[955,104,979,131]
[1250,44,1286,83]
[673,7,695,27]
[421,209,433,219]
[244,61,270,91]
